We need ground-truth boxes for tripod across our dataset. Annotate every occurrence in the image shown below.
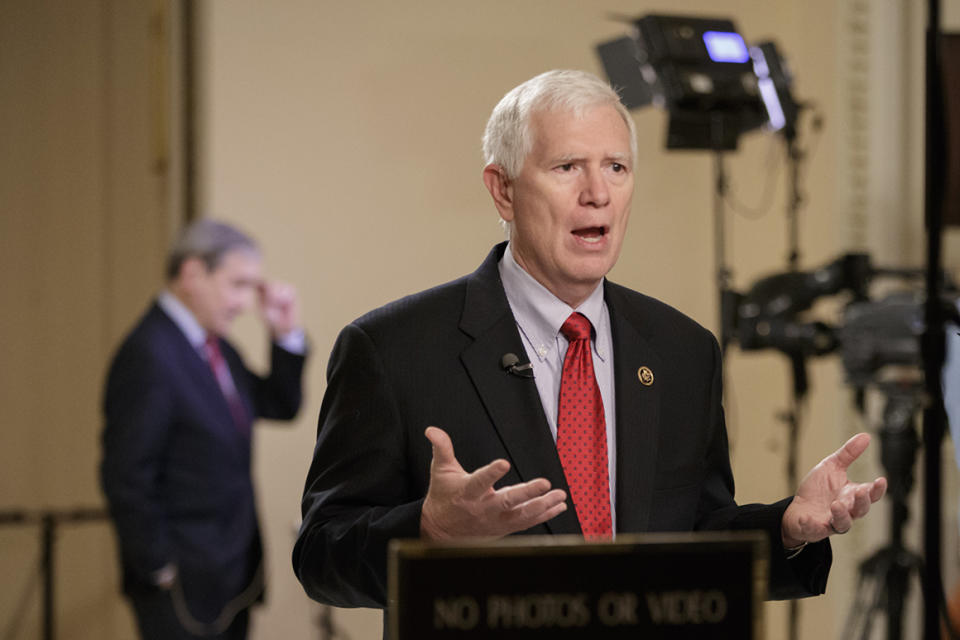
[843,384,923,640]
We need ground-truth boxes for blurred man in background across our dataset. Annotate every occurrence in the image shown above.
[101,219,307,640]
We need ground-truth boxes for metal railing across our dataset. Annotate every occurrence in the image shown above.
[0,508,110,640]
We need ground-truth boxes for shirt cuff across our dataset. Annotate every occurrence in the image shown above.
[275,328,307,354]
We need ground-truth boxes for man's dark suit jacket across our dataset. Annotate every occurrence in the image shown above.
[101,302,306,622]
[293,242,830,611]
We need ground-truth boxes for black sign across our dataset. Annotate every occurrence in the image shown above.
[389,532,767,639]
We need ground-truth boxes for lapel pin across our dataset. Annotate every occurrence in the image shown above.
[637,366,654,387]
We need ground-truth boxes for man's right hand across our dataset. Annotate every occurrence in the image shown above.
[151,563,178,590]
[419,426,567,541]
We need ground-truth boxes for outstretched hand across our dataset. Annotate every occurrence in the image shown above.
[782,432,887,547]
[419,427,568,541]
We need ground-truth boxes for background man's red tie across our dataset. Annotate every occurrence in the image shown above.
[204,335,251,438]
[557,312,612,539]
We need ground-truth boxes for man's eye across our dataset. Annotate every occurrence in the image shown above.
[558,163,574,171]
[611,163,625,172]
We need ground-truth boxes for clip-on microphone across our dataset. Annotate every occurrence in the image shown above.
[501,353,534,378]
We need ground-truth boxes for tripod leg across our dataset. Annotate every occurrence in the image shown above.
[857,573,884,640]
[843,554,883,639]
[885,559,910,640]
[842,550,896,640]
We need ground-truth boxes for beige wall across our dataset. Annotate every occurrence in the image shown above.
[0,1,180,638]
[3,1,960,639]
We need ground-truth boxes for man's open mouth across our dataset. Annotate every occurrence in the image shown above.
[572,226,608,243]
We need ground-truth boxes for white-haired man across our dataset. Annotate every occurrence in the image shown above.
[293,70,885,620]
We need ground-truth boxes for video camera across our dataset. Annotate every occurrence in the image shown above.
[723,253,958,390]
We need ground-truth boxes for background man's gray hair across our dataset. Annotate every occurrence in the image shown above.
[482,69,638,180]
[165,219,259,280]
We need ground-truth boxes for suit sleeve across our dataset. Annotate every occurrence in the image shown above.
[293,323,422,608]
[100,344,175,582]
[694,335,832,600]
[228,341,307,421]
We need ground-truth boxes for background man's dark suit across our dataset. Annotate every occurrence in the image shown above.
[102,302,306,629]
[293,243,831,609]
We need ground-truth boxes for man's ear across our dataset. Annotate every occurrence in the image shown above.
[177,256,207,288]
[482,164,515,223]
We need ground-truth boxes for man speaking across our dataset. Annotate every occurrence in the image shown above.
[293,70,886,619]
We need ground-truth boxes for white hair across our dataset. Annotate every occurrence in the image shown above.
[482,70,638,237]
[482,69,637,177]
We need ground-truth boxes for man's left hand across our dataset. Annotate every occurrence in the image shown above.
[259,281,301,339]
[781,432,887,548]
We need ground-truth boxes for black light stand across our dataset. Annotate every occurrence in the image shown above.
[709,71,811,640]
[315,604,336,640]
[713,149,732,354]
[781,114,806,640]
[922,0,949,637]
[718,98,811,640]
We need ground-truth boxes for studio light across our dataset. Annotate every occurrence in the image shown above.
[597,14,798,149]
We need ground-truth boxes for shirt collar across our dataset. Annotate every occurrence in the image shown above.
[158,290,208,350]
[498,242,608,362]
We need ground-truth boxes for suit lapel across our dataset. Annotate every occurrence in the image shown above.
[458,244,581,535]
[605,283,663,534]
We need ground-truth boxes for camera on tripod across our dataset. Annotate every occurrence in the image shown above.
[841,291,934,389]
[722,252,957,390]
[724,255,958,640]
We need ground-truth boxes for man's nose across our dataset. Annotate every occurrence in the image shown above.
[579,169,610,208]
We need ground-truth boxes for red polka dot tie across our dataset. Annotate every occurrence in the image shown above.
[557,312,612,539]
